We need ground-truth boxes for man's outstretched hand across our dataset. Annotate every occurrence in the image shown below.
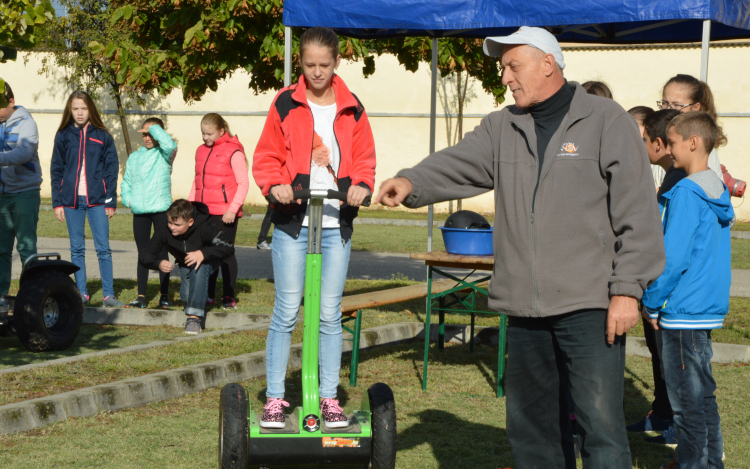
[373,177,413,207]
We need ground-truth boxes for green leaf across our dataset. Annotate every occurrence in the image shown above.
[104,41,117,58]
[88,41,104,55]
[111,7,124,23]
[123,5,133,20]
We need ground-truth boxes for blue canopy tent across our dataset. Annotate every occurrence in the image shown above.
[281,0,750,249]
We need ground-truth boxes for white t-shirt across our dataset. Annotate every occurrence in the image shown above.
[303,100,341,228]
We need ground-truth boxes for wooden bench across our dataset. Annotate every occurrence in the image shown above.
[340,279,485,387]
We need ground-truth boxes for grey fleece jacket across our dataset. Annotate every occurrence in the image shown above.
[398,82,666,318]
[0,106,42,194]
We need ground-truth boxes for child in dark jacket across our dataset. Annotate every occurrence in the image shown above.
[643,112,733,469]
[139,199,235,335]
[50,91,122,307]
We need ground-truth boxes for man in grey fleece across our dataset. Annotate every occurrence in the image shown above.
[375,27,666,468]
[0,81,42,295]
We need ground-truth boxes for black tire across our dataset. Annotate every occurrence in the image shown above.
[14,270,82,352]
[219,383,248,469]
[368,383,396,469]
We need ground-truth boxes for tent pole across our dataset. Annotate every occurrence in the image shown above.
[700,20,711,82]
[427,37,437,253]
[284,26,292,87]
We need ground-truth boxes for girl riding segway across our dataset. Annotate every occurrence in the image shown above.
[252,26,376,430]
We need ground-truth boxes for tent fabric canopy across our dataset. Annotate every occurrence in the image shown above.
[283,0,750,40]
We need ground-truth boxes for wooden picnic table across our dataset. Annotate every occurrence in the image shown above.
[410,251,507,397]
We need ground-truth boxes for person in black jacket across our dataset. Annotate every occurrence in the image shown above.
[140,199,235,334]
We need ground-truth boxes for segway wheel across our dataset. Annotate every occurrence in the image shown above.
[219,383,248,469]
[368,383,397,469]
[14,270,82,352]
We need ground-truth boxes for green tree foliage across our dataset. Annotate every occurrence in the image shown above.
[0,0,53,61]
[97,1,506,106]
[40,0,149,155]
[95,0,374,101]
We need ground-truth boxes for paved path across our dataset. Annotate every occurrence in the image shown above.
[14,237,750,297]
[12,237,475,283]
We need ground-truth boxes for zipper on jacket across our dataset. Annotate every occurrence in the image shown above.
[222,184,228,203]
[200,146,215,203]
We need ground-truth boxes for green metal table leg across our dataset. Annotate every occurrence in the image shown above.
[470,291,476,353]
[438,297,445,350]
[497,314,508,398]
[422,267,434,391]
[349,309,362,387]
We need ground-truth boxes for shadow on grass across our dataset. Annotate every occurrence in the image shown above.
[0,325,134,368]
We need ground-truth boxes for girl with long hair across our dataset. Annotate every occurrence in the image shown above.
[253,26,376,429]
[50,91,123,307]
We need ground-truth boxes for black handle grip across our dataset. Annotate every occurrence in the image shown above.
[266,189,370,207]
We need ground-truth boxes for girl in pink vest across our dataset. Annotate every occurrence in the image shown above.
[189,113,249,310]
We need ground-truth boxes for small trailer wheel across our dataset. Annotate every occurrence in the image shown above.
[219,383,249,469]
[14,270,82,352]
[368,383,397,469]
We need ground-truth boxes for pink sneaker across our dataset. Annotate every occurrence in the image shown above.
[321,398,349,428]
[260,398,289,429]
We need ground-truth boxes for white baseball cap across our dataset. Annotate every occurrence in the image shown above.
[483,26,566,70]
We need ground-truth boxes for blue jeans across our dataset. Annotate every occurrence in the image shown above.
[64,196,114,298]
[506,310,631,469]
[660,329,724,469]
[179,262,217,318]
[265,227,351,399]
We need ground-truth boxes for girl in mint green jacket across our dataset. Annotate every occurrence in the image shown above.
[121,118,177,308]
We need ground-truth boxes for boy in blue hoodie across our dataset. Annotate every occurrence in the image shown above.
[643,111,733,469]
[0,81,42,295]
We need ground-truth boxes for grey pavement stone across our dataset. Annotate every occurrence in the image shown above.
[29,397,68,428]
[731,230,750,239]
[143,374,182,402]
[59,391,98,420]
[0,404,37,434]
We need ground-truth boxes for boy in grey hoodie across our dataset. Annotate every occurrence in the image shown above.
[0,81,42,295]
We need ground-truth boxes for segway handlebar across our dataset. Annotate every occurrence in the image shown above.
[266,189,371,207]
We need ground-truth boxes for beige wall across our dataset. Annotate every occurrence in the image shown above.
[4,45,750,219]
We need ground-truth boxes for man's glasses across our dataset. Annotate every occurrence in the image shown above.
[656,100,696,110]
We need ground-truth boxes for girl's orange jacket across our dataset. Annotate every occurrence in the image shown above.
[252,75,376,241]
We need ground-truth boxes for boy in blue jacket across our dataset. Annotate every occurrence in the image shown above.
[0,81,42,295]
[643,111,733,469]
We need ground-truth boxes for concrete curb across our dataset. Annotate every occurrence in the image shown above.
[731,231,750,239]
[0,323,270,376]
[83,307,271,329]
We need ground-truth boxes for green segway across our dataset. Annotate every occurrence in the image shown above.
[219,189,397,468]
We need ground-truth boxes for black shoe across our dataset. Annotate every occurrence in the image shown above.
[222,296,237,309]
[159,295,170,308]
[127,297,148,308]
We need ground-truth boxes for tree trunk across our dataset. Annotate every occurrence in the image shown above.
[456,70,469,212]
[112,86,132,156]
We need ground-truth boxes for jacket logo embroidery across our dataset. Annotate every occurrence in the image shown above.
[561,142,578,153]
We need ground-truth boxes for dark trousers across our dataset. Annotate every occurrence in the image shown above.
[208,214,238,299]
[661,329,724,469]
[643,318,673,419]
[506,309,631,469]
[0,190,39,295]
[133,212,170,297]
[258,204,273,243]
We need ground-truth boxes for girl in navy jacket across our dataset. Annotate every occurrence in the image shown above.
[50,91,123,307]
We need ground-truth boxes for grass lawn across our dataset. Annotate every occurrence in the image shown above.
[1,341,749,468]
[0,324,185,370]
